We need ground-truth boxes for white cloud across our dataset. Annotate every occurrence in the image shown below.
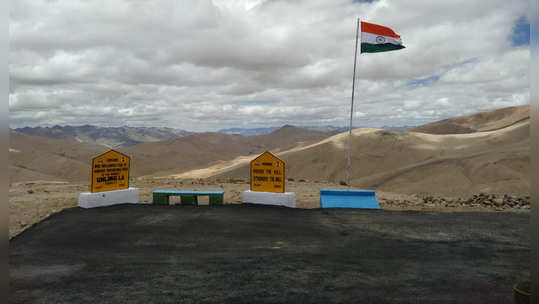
[9,0,530,131]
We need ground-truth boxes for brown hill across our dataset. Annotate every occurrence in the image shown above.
[409,105,529,134]
[126,125,332,177]
[251,125,336,151]
[9,125,333,182]
[9,131,110,183]
[201,119,529,196]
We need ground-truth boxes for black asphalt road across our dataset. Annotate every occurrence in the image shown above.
[10,204,530,303]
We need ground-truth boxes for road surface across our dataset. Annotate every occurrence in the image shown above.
[10,204,530,303]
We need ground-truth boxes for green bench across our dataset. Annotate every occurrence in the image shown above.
[152,190,224,206]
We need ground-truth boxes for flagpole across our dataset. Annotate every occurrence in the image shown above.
[346,17,360,190]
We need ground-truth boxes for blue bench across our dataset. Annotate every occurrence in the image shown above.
[153,190,224,206]
[320,189,380,209]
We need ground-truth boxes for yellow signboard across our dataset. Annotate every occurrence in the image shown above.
[90,150,130,193]
[250,151,285,193]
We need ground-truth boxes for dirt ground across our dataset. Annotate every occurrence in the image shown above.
[10,204,529,303]
[10,177,519,238]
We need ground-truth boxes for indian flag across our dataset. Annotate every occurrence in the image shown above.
[361,21,405,53]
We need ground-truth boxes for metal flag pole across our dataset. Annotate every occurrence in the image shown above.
[346,18,360,190]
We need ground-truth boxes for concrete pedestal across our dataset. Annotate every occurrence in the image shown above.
[242,190,295,208]
[78,187,139,209]
[320,189,379,209]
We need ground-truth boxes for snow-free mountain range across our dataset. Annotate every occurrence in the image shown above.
[10,105,530,197]
[15,124,415,148]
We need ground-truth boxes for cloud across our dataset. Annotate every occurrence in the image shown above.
[9,0,530,131]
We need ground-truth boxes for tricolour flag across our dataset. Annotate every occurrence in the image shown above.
[361,21,405,53]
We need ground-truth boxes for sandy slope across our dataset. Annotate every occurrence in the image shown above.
[409,105,529,134]
[126,125,331,177]
[172,120,529,197]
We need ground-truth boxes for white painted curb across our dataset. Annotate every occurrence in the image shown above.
[241,190,295,208]
[78,187,139,209]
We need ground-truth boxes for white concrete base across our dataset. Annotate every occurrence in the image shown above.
[78,188,139,209]
[241,190,295,208]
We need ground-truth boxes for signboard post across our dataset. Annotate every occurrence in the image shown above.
[242,151,295,207]
[78,149,138,209]
[250,151,285,193]
[91,150,130,193]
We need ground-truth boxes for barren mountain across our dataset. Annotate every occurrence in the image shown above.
[409,105,529,134]
[126,125,332,177]
[10,106,530,196]
[9,131,109,183]
[9,125,332,182]
[15,125,193,148]
[249,125,335,151]
[183,107,530,197]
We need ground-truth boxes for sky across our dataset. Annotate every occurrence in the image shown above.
[9,0,530,131]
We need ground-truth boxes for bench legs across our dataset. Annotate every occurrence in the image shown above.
[152,194,197,205]
[152,193,224,206]
[180,194,197,205]
[209,194,224,205]
[153,193,170,205]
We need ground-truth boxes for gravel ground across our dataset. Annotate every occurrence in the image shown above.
[9,179,529,238]
[10,204,530,303]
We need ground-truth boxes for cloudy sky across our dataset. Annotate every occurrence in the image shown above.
[9,0,530,131]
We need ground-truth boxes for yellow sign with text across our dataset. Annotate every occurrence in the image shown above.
[90,150,130,193]
[250,151,285,193]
